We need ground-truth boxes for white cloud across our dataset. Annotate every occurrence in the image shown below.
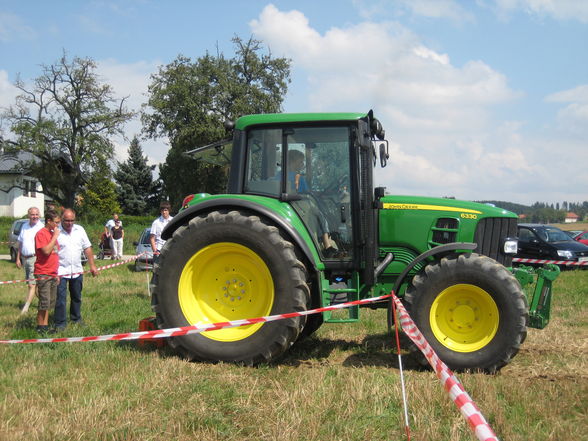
[398,0,475,22]
[545,84,588,135]
[492,0,588,23]
[0,12,36,42]
[251,5,584,205]
[98,58,158,112]
[97,58,167,166]
[546,84,588,102]
[0,69,18,107]
[353,0,475,22]
[251,4,518,132]
[0,70,20,139]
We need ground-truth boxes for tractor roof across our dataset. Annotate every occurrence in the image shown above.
[235,112,368,130]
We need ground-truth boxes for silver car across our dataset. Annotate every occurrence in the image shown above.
[8,219,29,262]
[134,228,153,271]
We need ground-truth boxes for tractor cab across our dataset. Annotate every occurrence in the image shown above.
[228,111,387,283]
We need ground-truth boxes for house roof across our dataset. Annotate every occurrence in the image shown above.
[0,151,34,174]
[566,212,579,219]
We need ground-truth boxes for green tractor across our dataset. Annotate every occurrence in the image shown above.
[151,111,558,373]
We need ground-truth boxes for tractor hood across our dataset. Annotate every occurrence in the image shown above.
[378,195,518,259]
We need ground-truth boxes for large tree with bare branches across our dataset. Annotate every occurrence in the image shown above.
[1,53,134,208]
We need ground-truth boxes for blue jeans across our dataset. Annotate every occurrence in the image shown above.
[55,275,83,328]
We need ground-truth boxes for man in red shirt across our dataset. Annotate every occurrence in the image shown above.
[34,210,61,334]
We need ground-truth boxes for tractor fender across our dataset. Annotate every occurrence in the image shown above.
[392,242,478,294]
[161,198,319,270]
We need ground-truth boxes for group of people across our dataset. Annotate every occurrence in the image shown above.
[16,207,97,334]
[15,202,174,334]
[102,201,173,261]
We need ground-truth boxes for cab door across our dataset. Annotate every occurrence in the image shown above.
[284,126,354,261]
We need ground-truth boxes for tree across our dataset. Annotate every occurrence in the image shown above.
[142,36,291,208]
[114,136,160,215]
[77,158,121,223]
[1,53,134,208]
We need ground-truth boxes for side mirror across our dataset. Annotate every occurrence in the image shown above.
[379,142,389,167]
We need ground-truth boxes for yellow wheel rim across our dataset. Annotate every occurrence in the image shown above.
[178,242,274,342]
[430,284,499,353]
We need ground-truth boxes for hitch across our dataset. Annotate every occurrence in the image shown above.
[511,264,560,329]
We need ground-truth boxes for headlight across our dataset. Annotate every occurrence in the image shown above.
[503,238,518,254]
[557,250,574,260]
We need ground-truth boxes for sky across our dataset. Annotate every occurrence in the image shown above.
[1,0,587,206]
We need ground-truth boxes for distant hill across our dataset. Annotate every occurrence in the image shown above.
[475,201,530,215]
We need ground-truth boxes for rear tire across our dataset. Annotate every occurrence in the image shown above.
[10,247,17,263]
[404,253,528,373]
[151,210,310,365]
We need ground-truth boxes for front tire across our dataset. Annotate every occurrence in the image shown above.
[151,210,310,365]
[404,253,528,373]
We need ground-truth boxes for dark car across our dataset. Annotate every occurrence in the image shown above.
[516,223,588,266]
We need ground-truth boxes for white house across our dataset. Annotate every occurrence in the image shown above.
[564,212,579,223]
[0,151,45,217]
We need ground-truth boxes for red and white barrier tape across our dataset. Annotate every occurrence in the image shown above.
[391,294,499,441]
[0,294,391,344]
[512,257,587,266]
[1,291,498,440]
[0,253,146,285]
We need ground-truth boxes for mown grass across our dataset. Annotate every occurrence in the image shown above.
[0,260,586,441]
[554,221,588,232]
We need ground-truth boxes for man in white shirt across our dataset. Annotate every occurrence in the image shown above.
[16,206,44,314]
[55,209,98,330]
[150,201,173,261]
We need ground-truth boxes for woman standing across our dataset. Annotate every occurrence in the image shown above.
[111,220,124,260]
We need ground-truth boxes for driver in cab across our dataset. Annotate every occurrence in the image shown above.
[286,149,308,193]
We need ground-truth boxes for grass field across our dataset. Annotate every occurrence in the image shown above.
[0,258,586,441]
[554,221,588,232]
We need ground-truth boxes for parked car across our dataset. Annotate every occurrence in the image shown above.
[516,223,588,266]
[7,219,28,262]
[134,228,153,271]
[564,230,582,238]
[572,230,588,246]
